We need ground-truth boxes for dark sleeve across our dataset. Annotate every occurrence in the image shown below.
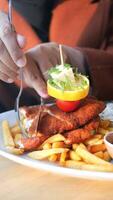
[79,48,113,101]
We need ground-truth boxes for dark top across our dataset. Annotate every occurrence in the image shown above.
[12,0,97,42]
[12,0,57,42]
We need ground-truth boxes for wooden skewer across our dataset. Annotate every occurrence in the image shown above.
[59,44,64,66]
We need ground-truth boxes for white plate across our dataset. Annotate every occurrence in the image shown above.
[0,109,113,181]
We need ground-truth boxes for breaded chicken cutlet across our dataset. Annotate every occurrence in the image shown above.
[20,98,105,151]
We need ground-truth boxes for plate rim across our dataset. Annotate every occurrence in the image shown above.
[1,110,113,181]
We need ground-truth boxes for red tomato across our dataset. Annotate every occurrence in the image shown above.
[56,99,80,112]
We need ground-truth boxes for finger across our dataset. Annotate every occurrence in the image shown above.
[29,43,60,80]
[25,67,48,98]
[24,57,48,98]
[30,47,53,80]
[0,60,17,80]
[17,34,26,48]
[0,39,18,73]
[0,71,13,83]
[47,42,61,64]
[0,12,26,67]
[32,75,48,98]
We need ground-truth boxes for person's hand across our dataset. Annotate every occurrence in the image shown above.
[23,54,49,98]
[0,11,26,83]
[24,43,62,98]
[24,42,85,98]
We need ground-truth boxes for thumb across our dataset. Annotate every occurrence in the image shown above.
[17,34,26,49]
[33,80,49,99]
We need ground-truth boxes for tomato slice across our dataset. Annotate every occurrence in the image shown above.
[56,99,80,112]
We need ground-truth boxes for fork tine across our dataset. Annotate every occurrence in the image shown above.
[14,68,28,138]
[8,0,12,24]
[36,97,44,132]
[35,109,42,133]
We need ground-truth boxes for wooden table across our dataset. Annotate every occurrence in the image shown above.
[0,156,113,200]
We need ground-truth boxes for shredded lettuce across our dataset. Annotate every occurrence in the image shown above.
[48,64,88,91]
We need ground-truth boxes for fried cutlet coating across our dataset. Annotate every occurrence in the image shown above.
[20,98,105,150]
[39,99,105,135]
[65,117,100,144]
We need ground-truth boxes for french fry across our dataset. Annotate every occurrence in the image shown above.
[85,135,103,146]
[76,145,111,165]
[2,116,113,173]
[85,138,100,146]
[103,151,111,161]
[11,125,21,136]
[100,120,111,129]
[52,141,66,148]
[60,151,67,165]
[72,144,78,150]
[70,150,81,161]
[79,143,87,150]
[14,133,22,147]
[65,160,113,172]
[7,146,24,155]
[28,148,69,160]
[2,120,15,147]
[39,134,66,149]
[93,134,102,139]
[107,127,113,132]
[94,151,104,159]
[98,127,109,135]
[93,139,103,145]
[43,143,52,150]
[48,154,58,162]
[89,144,106,153]
[65,160,85,168]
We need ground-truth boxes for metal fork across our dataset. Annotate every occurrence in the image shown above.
[14,69,28,138]
[8,0,28,138]
[35,97,44,132]
[8,0,63,136]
